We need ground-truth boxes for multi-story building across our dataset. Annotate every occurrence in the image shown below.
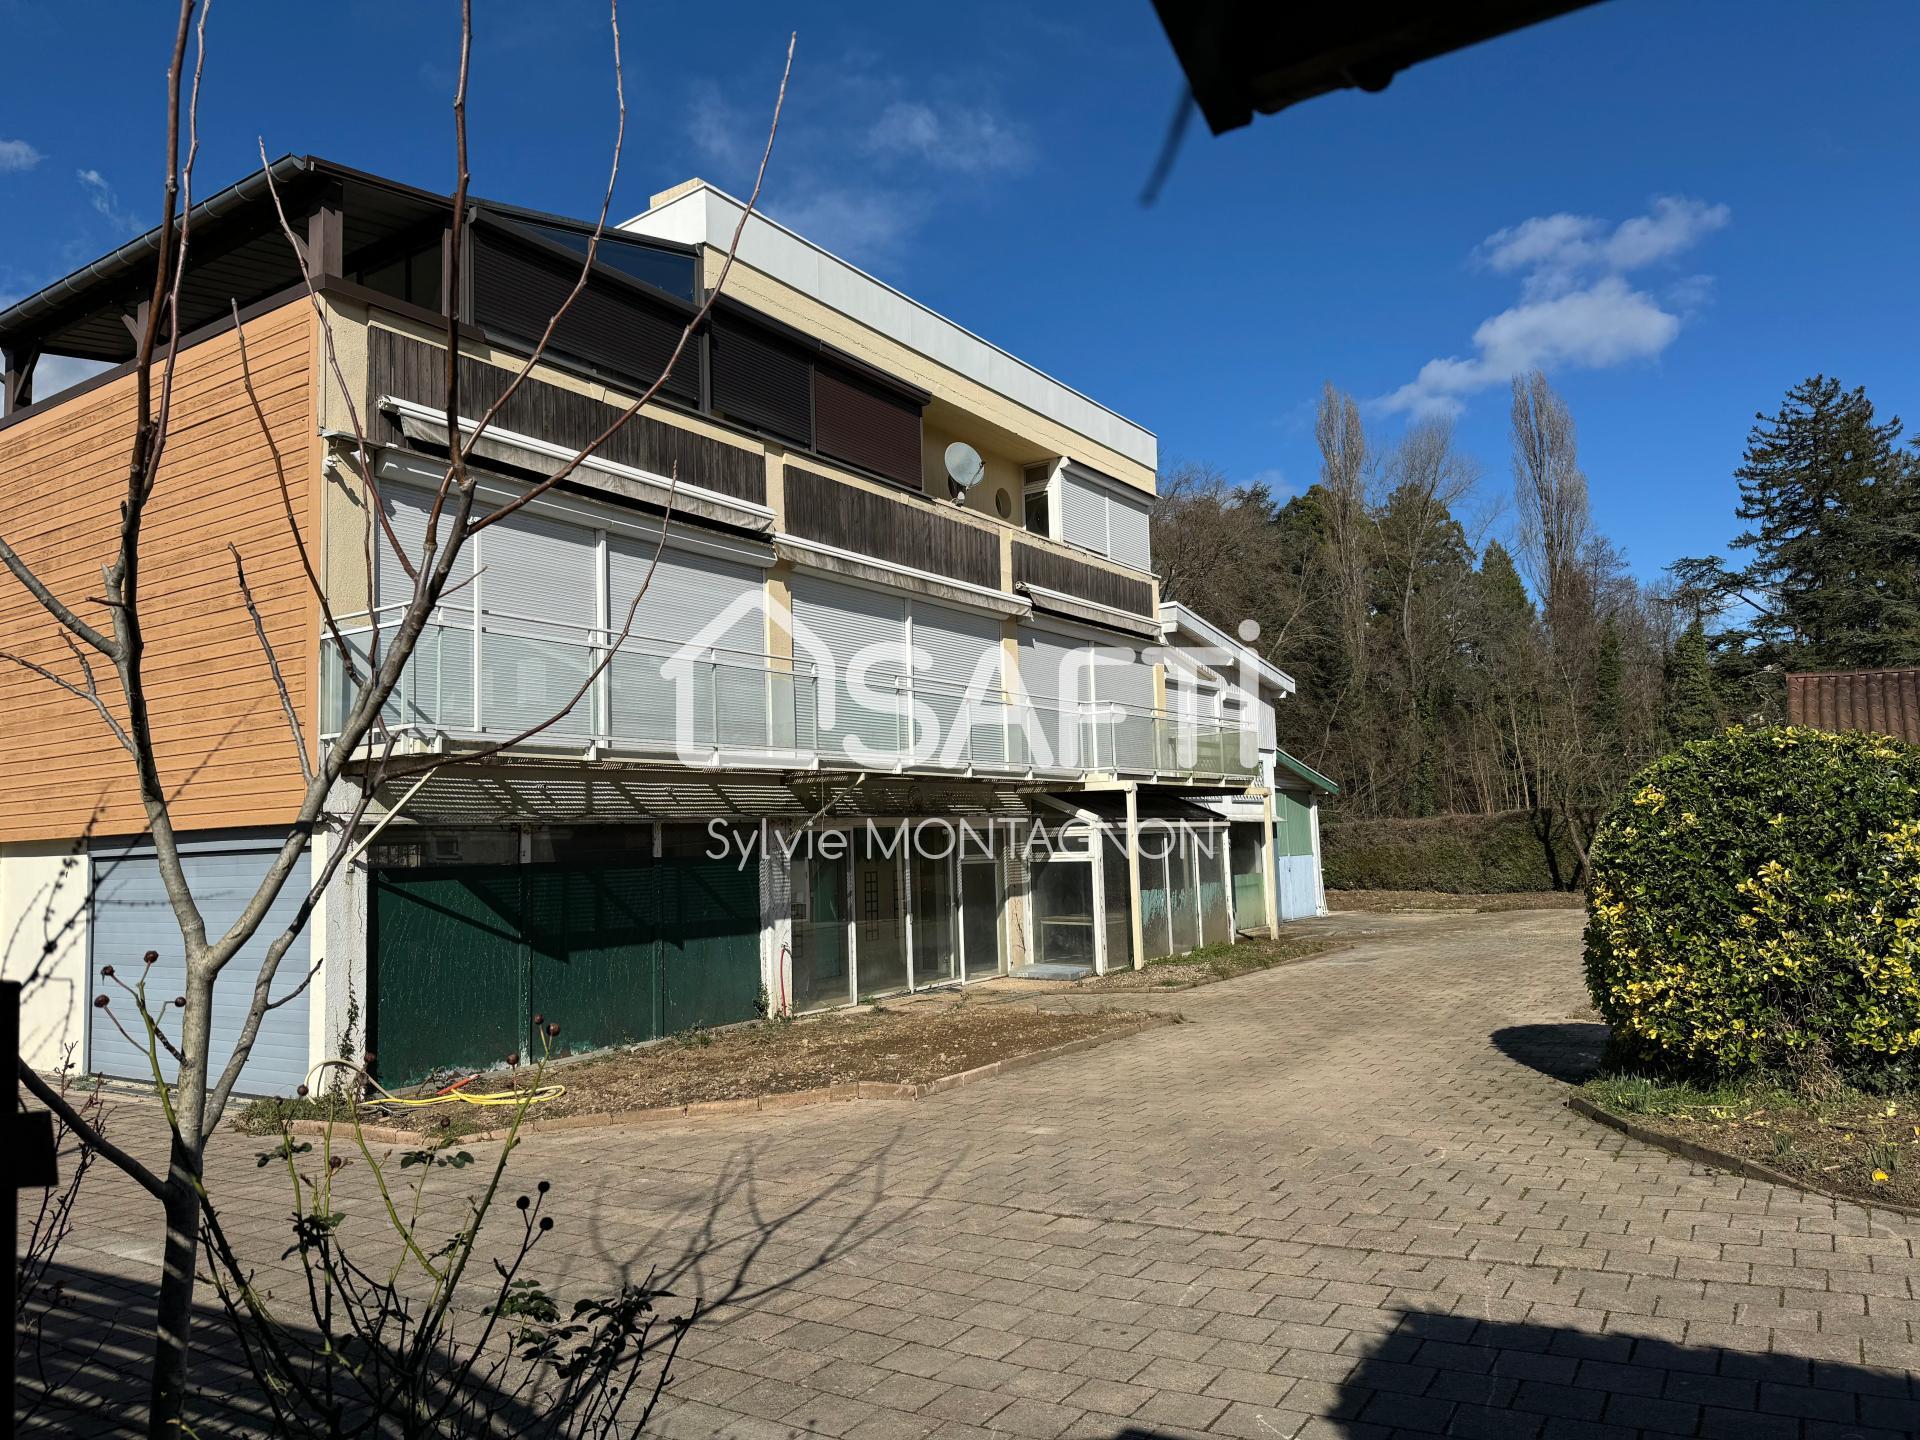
[1,157,1330,1093]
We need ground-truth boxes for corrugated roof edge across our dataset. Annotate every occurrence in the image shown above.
[1272,747,1339,795]
[621,180,1158,473]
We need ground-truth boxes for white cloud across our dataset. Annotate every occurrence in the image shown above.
[1381,195,1729,418]
[77,168,141,233]
[763,186,932,272]
[1245,467,1295,500]
[0,139,43,172]
[864,101,1032,176]
[685,83,756,172]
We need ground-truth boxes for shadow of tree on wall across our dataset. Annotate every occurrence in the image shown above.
[1491,1021,1608,1084]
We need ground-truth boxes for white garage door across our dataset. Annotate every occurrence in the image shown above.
[89,834,313,1096]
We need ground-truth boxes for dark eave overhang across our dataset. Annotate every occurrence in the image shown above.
[1153,0,1607,135]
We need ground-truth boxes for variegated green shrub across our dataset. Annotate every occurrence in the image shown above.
[1584,726,1920,1087]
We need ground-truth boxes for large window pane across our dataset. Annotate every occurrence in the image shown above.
[1199,828,1231,947]
[792,854,849,1013]
[1032,855,1096,968]
[1230,823,1265,931]
[853,832,909,999]
[911,853,957,987]
[1101,832,1133,973]
[1167,838,1199,955]
[961,860,1002,979]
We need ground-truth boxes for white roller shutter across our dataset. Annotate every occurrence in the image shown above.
[1059,470,1109,556]
[911,602,1004,768]
[374,483,477,731]
[1017,625,1091,769]
[480,506,597,737]
[792,576,908,763]
[610,539,765,750]
[1107,491,1152,572]
[89,835,312,1096]
[1092,645,1157,772]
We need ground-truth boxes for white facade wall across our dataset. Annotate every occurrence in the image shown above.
[2,839,92,1071]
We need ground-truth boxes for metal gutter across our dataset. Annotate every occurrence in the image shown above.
[0,154,317,342]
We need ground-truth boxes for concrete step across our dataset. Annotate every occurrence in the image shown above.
[1008,961,1093,981]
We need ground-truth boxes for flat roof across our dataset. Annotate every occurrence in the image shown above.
[622,179,1158,472]
[1159,600,1296,696]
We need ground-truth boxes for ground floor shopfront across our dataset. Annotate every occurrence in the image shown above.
[6,777,1326,1094]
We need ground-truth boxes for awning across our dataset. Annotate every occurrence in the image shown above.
[1018,582,1162,641]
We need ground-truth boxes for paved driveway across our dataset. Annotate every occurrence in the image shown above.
[31,907,1920,1438]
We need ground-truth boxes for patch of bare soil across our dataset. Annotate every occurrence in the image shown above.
[1328,889,1584,913]
[1079,933,1338,991]
[422,1004,1154,1127]
[1583,1081,1920,1210]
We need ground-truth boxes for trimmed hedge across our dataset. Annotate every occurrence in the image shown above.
[1585,726,1920,1088]
[1322,810,1575,893]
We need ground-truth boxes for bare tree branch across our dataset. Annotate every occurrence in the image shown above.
[230,544,314,784]
[16,1060,168,1203]
[0,540,120,656]
[462,29,795,539]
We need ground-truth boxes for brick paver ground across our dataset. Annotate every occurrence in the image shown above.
[25,906,1920,1438]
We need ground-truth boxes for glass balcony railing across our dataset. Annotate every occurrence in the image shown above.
[321,607,1258,783]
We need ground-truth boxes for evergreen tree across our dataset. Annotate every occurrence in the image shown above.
[1662,618,1720,743]
[1589,619,1624,740]
[1733,376,1920,669]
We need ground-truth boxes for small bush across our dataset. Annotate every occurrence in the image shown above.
[1322,810,1575,892]
[1584,726,1920,1089]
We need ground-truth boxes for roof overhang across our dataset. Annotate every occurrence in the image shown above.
[1153,0,1606,134]
[1158,600,1296,695]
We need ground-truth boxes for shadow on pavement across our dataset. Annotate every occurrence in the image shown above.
[1317,1308,1920,1437]
[1490,1021,1608,1084]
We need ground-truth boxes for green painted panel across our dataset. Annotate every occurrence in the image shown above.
[660,857,761,1033]
[373,854,759,1085]
[372,866,525,1086]
[528,863,659,1058]
[1277,791,1317,857]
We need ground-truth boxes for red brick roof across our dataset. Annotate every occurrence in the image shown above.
[1786,667,1920,745]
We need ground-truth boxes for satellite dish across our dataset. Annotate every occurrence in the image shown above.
[944,441,986,492]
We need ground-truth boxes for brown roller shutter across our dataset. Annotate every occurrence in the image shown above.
[814,359,924,490]
[470,226,700,408]
[709,312,813,446]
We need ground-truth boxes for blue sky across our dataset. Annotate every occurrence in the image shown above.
[3,0,1916,582]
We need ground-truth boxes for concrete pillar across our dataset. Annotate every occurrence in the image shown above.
[1124,783,1145,969]
[1261,791,1280,934]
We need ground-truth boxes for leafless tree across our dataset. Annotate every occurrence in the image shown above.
[1510,369,1592,640]
[3,4,794,1433]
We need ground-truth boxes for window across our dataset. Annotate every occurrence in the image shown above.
[1057,462,1152,571]
[1024,487,1051,535]
[519,221,698,302]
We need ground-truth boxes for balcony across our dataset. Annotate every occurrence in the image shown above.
[321,606,1256,786]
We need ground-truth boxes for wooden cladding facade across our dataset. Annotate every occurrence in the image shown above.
[365,326,766,505]
[1012,541,1155,617]
[783,466,1000,590]
[469,223,702,410]
[0,301,316,842]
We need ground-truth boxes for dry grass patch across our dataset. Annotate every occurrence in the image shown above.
[245,1003,1160,1137]
[1581,1076,1920,1210]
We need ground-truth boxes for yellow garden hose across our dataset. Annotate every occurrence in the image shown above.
[303,1059,564,1113]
